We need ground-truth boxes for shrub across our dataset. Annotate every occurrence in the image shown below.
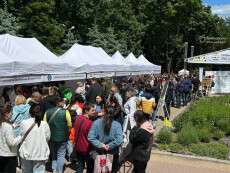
[189,143,229,160]
[168,143,187,154]
[159,144,169,151]
[158,143,188,154]
[197,128,211,143]
[156,128,172,144]
[177,124,199,146]
[212,130,225,140]
[216,118,230,135]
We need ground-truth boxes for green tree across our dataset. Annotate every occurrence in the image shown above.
[87,24,128,55]
[0,8,19,35]
[61,26,79,51]
[19,0,65,53]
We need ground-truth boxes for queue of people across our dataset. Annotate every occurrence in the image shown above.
[0,74,199,173]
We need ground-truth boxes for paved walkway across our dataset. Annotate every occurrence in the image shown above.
[154,105,189,136]
[145,153,230,173]
[36,153,230,173]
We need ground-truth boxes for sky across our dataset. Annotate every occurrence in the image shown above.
[203,0,230,17]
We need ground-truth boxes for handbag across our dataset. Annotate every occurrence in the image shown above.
[94,154,113,173]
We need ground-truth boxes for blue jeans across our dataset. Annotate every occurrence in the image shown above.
[21,159,45,173]
[67,140,73,159]
[51,141,67,173]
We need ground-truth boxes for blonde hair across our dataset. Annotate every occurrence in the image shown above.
[15,95,26,105]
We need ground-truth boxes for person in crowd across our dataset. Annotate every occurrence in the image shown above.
[152,78,161,106]
[107,94,124,126]
[2,87,10,102]
[27,91,42,106]
[137,84,155,118]
[0,93,5,108]
[67,94,85,161]
[88,106,123,173]
[41,87,59,116]
[192,76,200,99]
[71,103,96,173]
[164,78,174,118]
[19,103,50,173]
[182,76,192,106]
[0,87,10,108]
[124,88,138,130]
[11,95,31,136]
[95,95,105,117]
[86,78,104,104]
[0,104,22,173]
[107,85,123,108]
[129,110,154,173]
[70,93,85,116]
[43,96,72,173]
[75,81,86,100]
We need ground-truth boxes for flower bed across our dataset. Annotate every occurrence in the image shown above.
[156,96,230,160]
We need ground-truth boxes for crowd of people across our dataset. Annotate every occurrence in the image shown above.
[0,74,201,173]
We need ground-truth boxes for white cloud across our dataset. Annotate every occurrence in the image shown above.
[211,4,230,17]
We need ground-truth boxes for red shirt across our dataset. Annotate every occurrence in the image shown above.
[74,115,92,155]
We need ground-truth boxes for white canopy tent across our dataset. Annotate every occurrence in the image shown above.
[137,54,161,73]
[111,51,134,76]
[0,34,83,86]
[61,44,137,78]
[0,34,73,76]
[0,34,161,86]
[125,53,161,74]
[178,69,189,76]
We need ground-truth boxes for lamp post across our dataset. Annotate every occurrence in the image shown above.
[184,42,188,71]
[191,45,194,57]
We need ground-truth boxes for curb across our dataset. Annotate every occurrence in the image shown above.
[151,149,230,165]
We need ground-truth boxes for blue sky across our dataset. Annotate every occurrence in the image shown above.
[203,0,230,17]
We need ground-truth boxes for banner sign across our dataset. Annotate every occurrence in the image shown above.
[186,49,230,64]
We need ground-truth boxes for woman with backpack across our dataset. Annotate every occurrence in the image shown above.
[88,106,123,173]
[129,110,154,173]
[0,104,22,173]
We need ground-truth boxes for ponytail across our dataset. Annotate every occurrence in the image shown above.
[29,103,42,127]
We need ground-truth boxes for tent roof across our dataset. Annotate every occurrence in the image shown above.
[186,48,230,65]
[60,44,127,73]
[0,34,60,63]
[0,34,72,76]
[125,52,140,65]
[61,43,114,66]
[112,51,128,65]
[138,54,154,66]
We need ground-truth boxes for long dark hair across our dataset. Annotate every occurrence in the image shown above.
[29,103,42,127]
[0,104,11,125]
[103,106,115,135]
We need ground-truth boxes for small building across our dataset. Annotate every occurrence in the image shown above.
[186,48,230,94]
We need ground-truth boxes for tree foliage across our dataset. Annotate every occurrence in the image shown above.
[0,8,19,35]
[0,0,229,71]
